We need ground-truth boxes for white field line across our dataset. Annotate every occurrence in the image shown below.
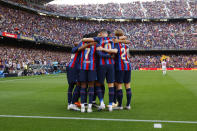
[0,115,197,124]
[0,75,66,83]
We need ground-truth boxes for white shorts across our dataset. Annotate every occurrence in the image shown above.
[162,67,166,71]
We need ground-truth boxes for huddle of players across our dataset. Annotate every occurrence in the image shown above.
[66,29,132,113]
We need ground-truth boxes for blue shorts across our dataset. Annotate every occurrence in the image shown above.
[115,70,131,83]
[67,67,79,84]
[78,70,97,82]
[97,64,115,84]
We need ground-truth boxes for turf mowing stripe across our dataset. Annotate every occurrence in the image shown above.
[0,75,65,82]
[0,115,197,124]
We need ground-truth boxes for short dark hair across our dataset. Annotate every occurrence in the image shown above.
[115,29,124,36]
[83,34,88,38]
[99,29,108,34]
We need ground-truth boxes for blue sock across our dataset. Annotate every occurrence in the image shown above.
[85,88,87,104]
[109,87,114,105]
[113,87,117,103]
[117,89,123,107]
[67,83,74,104]
[126,88,132,106]
[93,87,97,102]
[71,85,80,104]
[80,88,86,104]
[96,86,103,103]
[101,85,105,98]
[88,87,94,104]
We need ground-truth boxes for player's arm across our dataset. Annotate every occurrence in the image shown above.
[97,46,118,54]
[119,36,127,40]
[97,51,112,58]
[113,39,130,44]
[71,41,83,53]
[72,45,80,53]
[78,42,97,51]
[82,38,95,42]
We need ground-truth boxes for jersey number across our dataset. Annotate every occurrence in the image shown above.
[121,48,126,60]
[121,48,129,60]
[85,48,90,60]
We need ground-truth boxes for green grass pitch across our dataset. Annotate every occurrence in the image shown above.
[0,71,197,131]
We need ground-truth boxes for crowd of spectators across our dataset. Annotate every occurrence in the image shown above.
[0,46,196,74]
[0,46,70,75]
[131,54,197,70]
[8,0,197,18]
[142,1,167,18]
[0,4,196,50]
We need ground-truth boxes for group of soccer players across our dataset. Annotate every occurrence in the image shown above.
[66,29,132,113]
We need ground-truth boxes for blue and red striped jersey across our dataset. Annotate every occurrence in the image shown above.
[94,37,115,65]
[68,53,80,68]
[115,43,131,70]
[68,44,81,68]
[79,42,97,70]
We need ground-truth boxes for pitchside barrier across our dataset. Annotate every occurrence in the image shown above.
[139,68,197,70]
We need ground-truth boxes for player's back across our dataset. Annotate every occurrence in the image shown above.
[115,42,131,71]
[79,42,97,70]
[95,37,115,65]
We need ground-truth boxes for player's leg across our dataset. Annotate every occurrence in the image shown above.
[106,65,115,112]
[92,85,97,107]
[87,81,94,112]
[87,70,97,113]
[66,67,75,110]
[68,67,81,111]
[116,83,123,109]
[114,70,124,110]
[113,82,118,106]
[162,67,166,75]
[80,82,87,112]
[69,86,81,111]
[67,82,75,107]
[108,83,115,111]
[164,68,166,75]
[96,66,106,109]
[101,83,105,98]
[71,82,81,106]
[124,70,132,110]
[79,70,88,112]
[125,83,131,110]
[113,68,117,105]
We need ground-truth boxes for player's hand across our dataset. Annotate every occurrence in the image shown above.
[96,46,103,51]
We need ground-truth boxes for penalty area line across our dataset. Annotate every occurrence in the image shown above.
[0,115,197,124]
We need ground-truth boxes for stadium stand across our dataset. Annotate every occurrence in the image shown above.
[0,45,70,76]
[0,4,196,49]
[1,45,196,74]
[131,54,197,70]
[7,0,197,18]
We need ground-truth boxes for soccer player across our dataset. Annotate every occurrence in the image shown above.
[114,29,132,110]
[77,33,99,113]
[67,42,81,111]
[162,59,167,75]
[82,29,130,111]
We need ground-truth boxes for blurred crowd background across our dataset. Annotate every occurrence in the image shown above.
[0,4,196,49]
[8,0,197,18]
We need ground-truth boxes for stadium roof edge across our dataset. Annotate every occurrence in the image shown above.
[27,0,53,5]
[1,0,197,22]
